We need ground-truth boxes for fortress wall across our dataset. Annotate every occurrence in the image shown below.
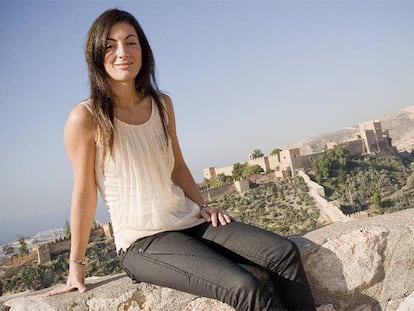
[201,183,234,202]
[268,154,281,170]
[215,165,234,177]
[247,157,270,172]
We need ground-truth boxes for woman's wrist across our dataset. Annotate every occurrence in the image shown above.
[199,202,209,213]
[69,258,86,266]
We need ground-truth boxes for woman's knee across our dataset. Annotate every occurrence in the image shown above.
[228,272,277,310]
[267,238,302,273]
[283,239,301,258]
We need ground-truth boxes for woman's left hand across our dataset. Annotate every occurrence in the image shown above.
[200,205,232,227]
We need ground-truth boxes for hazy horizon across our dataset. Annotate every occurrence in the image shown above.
[1,1,413,245]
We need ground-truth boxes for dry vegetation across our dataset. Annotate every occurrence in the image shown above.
[211,175,322,236]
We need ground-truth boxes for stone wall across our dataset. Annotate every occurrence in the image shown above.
[47,238,71,257]
[234,178,250,193]
[34,224,113,264]
[202,167,216,179]
[247,156,270,172]
[359,120,392,154]
[301,152,324,170]
[298,170,351,223]
[200,183,234,202]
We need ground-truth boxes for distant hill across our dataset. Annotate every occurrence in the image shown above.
[284,105,414,155]
[382,106,414,152]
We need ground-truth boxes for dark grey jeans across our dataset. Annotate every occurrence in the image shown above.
[119,221,316,311]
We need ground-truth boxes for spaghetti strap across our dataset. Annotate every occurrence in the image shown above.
[78,99,94,116]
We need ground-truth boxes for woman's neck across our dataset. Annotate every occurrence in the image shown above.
[110,81,142,109]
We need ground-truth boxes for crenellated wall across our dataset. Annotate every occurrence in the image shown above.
[0,223,115,271]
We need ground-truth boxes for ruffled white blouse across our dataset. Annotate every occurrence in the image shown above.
[81,99,204,252]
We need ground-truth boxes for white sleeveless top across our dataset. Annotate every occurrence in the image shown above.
[81,99,204,252]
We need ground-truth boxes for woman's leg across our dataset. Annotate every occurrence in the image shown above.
[120,230,285,311]
[184,222,316,311]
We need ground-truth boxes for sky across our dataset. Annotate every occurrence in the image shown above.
[1,0,413,244]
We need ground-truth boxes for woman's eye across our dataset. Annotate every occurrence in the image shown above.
[128,41,137,46]
[105,44,113,49]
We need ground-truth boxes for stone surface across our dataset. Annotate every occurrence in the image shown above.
[396,292,414,311]
[291,208,414,311]
[1,274,233,311]
[305,226,389,293]
[1,208,413,311]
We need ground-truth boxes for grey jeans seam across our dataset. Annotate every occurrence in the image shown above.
[138,252,246,309]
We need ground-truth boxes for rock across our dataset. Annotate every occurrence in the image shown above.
[1,208,414,311]
[316,304,336,311]
[396,292,414,311]
[305,227,388,293]
[2,274,233,311]
[292,208,414,310]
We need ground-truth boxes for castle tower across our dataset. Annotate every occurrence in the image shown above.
[35,244,51,264]
[359,120,391,154]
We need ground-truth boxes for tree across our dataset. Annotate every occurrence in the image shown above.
[209,175,225,188]
[20,265,42,290]
[92,219,98,229]
[18,236,29,256]
[244,164,263,176]
[371,192,381,207]
[232,162,247,180]
[251,149,264,159]
[311,145,348,182]
[270,148,281,157]
[311,155,331,182]
[232,162,263,180]
[63,219,71,239]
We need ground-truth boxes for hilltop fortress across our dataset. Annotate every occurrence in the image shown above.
[203,120,393,180]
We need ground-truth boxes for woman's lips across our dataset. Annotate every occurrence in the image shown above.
[114,62,133,70]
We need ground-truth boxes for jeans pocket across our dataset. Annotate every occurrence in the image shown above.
[134,232,167,254]
[138,235,156,253]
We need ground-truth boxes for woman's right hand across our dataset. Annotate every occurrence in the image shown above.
[200,205,232,227]
[45,263,87,296]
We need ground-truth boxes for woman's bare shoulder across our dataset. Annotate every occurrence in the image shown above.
[66,100,96,136]
[159,93,174,115]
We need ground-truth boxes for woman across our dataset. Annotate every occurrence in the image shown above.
[47,8,316,310]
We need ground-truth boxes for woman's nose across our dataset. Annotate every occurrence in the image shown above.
[116,43,128,58]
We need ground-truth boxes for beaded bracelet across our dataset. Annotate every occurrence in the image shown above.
[69,258,86,266]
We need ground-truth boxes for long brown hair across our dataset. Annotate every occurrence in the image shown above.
[85,8,168,168]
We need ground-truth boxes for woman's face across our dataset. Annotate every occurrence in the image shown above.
[104,22,142,84]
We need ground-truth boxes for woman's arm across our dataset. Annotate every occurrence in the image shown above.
[163,94,231,227]
[46,104,97,295]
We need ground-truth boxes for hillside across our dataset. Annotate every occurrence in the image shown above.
[284,105,414,155]
[211,175,322,236]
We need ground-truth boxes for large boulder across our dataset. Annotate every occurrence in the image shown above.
[291,208,414,311]
[1,208,413,311]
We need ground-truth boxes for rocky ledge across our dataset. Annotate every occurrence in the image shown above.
[1,208,413,311]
